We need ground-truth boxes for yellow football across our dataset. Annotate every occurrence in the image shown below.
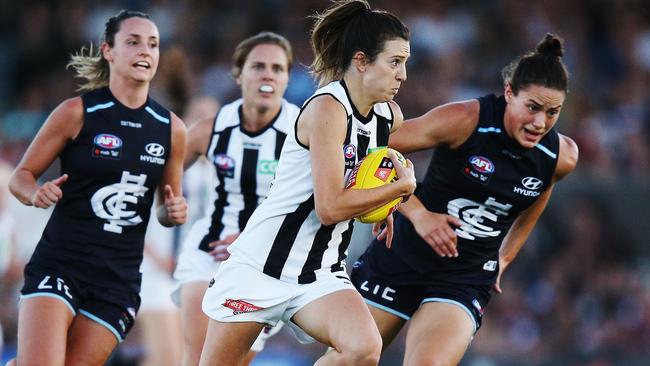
[345,147,407,223]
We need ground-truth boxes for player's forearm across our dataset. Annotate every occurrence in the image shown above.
[499,226,531,266]
[315,181,408,225]
[9,169,38,206]
[156,204,173,227]
[397,195,428,222]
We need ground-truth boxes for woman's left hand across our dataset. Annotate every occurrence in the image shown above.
[164,185,187,225]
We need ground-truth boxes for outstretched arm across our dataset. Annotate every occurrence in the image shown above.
[389,99,479,153]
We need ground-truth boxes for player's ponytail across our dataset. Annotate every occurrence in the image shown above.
[67,43,108,92]
[501,33,569,94]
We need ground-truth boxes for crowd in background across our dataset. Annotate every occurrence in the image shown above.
[0,0,649,365]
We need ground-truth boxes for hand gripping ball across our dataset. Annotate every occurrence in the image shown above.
[345,147,407,223]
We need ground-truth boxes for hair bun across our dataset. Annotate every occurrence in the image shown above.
[536,33,564,58]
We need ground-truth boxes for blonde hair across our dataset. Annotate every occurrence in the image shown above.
[67,44,109,92]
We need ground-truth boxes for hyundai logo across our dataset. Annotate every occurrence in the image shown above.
[521,177,543,190]
[145,143,165,157]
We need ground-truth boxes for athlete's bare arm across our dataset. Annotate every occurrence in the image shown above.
[9,97,84,208]
[157,113,188,226]
[387,100,404,133]
[397,195,462,257]
[389,99,479,153]
[183,114,217,170]
[495,133,579,293]
[298,95,416,225]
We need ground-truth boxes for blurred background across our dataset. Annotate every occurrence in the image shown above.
[0,0,649,365]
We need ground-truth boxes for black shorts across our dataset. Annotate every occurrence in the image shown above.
[21,263,140,342]
[351,255,491,332]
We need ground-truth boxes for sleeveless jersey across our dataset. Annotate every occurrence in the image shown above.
[229,80,394,284]
[190,99,299,252]
[384,94,559,285]
[27,87,172,292]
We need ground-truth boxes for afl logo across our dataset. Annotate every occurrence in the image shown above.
[469,156,494,173]
[94,134,122,149]
[521,177,543,190]
[344,144,356,159]
[215,154,235,169]
[145,143,165,157]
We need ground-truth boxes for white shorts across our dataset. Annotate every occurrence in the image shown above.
[171,216,238,305]
[171,245,224,306]
[202,254,355,344]
[173,245,283,351]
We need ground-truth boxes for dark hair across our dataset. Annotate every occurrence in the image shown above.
[231,31,294,78]
[501,33,569,94]
[310,0,410,86]
[67,10,153,91]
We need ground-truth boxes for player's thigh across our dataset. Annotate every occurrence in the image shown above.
[17,296,74,366]
[139,310,182,366]
[199,319,265,366]
[403,302,474,366]
[292,289,381,351]
[65,313,118,366]
[180,281,210,347]
[367,304,407,350]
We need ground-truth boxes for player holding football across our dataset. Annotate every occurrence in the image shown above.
[352,33,579,365]
[172,31,300,366]
[198,1,416,365]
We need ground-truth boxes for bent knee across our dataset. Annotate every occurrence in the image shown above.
[338,332,382,365]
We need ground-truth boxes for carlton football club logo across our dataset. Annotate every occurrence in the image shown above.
[90,171,149,234]
[447,196,512,240]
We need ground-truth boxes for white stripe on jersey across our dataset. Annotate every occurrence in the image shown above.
[191,99,299,252]
[229,80,394,283]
